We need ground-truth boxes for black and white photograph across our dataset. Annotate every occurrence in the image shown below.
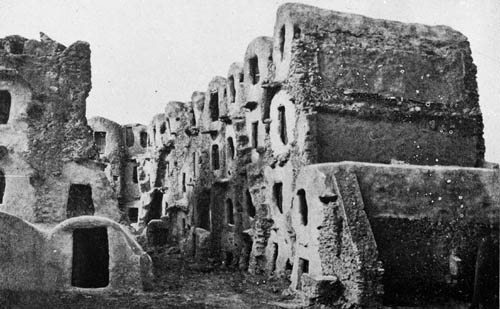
[0,0,498,307]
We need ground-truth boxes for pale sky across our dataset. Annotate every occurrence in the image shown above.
[1,0,499,162]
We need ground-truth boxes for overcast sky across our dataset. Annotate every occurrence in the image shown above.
[1,0,499,162]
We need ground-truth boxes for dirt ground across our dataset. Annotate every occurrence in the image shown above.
[0,251,298,309]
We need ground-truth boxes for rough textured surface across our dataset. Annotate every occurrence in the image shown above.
[0,33,120,223]
[0,211,153,291]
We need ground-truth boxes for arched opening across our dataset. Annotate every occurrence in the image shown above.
[227,137,235,160]
[297,189,308,225]
[273,182,283,214]
[246,189,255,218]
[0,169,5,204]
[132,160,138,183]
[212,144,220,170]
[166,119,171,133]
[125,126,134,147]
[279,25,286,61]
[278,106,288,144]
[210,91,219,121]
[93,131,106,155]
[182,173,186,192]
[0,90,11,124]
[140,131,148,148]
[239,73,244,83]
[228,75,236,103]
[160,122,166,134]
[192,152,197,177]
[249,56,260,85]
[226,198,234,225]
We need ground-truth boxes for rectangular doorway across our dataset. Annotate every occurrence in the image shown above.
[71,227,109,288]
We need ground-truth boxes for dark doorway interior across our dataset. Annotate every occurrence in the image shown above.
[145,189,162,224]
[0,90,11,124]
[197,189,211,230]
[67,184,94,218]
[71,227,109,288]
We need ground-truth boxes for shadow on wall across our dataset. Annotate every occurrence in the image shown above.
[0,211,153,292]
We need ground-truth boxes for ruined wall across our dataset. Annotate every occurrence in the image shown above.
[0,33,120,223]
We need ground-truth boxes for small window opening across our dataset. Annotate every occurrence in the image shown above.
[192,153,196,177]
[0,90,11,124]
[0,169,5,204]
[67,184,94,218]
[160,122,166,134]
[298,189,308,225]
[166,119,171,133]
[279,25,286,61]
[166,161,170,176]
[210,91,219,121]
[71,227,109,288]
[226,198,234,225]
[239,73,244,83]
[249,56,260,85]
[227,137,235,160]
[299,257,309,274]
[228,76,236,103]
[271,243,279,273]
[125,127,134,147]
[223,88,227,99]
[251,122,258,148]
[182,218,186,230]
[94,131,106,155]
[182,173,186,192]
[190,110,196,126]
[128,207,139,223]
[152,127,156,144]
[285,259,293,271]
[293,25,301,39]
[246,189,255,218]
[278,106,288,144]
[132,161,138,183]
[212,144,220,170]
[273,182,283,214]
[140,131,148,148]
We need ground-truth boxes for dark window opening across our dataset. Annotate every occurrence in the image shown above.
[251,122,258,148]
[246,189,255,218]
[293,25,301,39]
[67,184,94,218]
[167,119,171,133]
[273,182,283,214]
[140,131,148,148]
[0,90,12,124]
[249,56,260,85]
[94,131,106,154]
[0,170,5,204]
[197,189,211,230]
[125,127,134,147]
[132,161,138,183]
[160,122,166,134]
[223,88,227,99]
[182,173,186,192]
[212,145,220,170]
[72,227,109,288]
[239,73,244,83]
[271,243,279,273]
[128,207,139,223]
[226,199,234,225]
[152,128,156,144]
[279,25,286,61]
[192,153,196,177]
[299,257,309,274]
[227,137,235,160]
[210,91,219,121]
[285,259,293,271]
[190,110,196,126]
[263,86,280,121]
[228,76,236,103]
[182,218,186,230]
[166,161,170,176]
[298,189,308,226]
[278,106,288,144]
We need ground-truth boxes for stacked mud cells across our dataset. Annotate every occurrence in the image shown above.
[0,2,497,307]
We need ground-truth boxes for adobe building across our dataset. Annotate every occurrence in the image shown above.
[133,3,498,308]
[0,33,120,224]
